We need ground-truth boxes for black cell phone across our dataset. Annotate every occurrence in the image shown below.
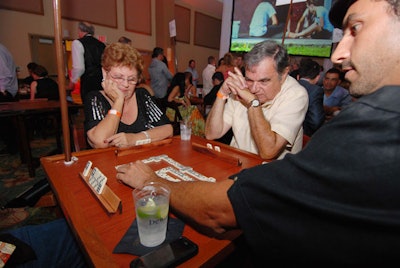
[130,236,198,268]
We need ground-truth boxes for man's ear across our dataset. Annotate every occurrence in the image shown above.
[281,66,290,82]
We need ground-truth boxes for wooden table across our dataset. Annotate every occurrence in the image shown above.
[0,99,82,177]
[41,135,264,267]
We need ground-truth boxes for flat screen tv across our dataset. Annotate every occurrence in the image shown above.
[230,0,335,58]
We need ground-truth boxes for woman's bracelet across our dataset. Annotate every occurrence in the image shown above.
[135,131,151,146]
[108,109,121,118]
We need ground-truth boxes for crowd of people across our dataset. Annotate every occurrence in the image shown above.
[4,0,400,264]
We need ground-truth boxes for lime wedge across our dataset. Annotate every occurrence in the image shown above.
[156,204,169,219]
[136,198,157,219]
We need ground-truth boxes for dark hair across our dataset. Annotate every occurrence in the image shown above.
[325,67,342,78]
[244,40,289,76]
[212,71,224,82]
[188,59,195,65]
[298,58,321,79]
[167,72,186,98]
[32,65,48,77]
[118,36,132,44]
[184,72,193,85]
[27,62,38,71]
[207,56,215,64]
[152,47,164,58]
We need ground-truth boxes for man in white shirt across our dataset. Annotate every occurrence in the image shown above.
[205,40,308,160]
[69,21,105,103]
[201,56,216,96]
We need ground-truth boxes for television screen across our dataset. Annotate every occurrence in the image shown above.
[230,0,335,58]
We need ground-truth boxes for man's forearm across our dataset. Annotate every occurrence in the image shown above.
[167,179,236,234]
[248,106,285,160]
[205,98,227,139]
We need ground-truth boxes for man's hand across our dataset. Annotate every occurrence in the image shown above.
[226,67,257,107]
[116,160,158,189]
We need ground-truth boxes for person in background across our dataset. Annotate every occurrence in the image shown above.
[203,71,224,110]
[118,36,132,45]
[69,21,105,103]
[323,67,352,120]
[286,0,334,39]
[165,72,205,137]
[297,58,324,137]
[136,77,155,97]
[215,52,236,80]
[0,43,18,102]
[206,40,308,160]
[234,54,245,76]
[165,72,191,109]
[117,0,400,265]
[22,62,38,87]
[0,43,18,154]
[201,56,216,96]
[148,47,173,101]
[217,57,225,68]
[84,42,172,149]
[249,0,279,37]
[30,65,59,100]
[185,59,199,88]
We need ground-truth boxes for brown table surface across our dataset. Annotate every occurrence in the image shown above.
[40,135,264,267]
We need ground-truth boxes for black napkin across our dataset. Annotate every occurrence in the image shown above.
[113,217,184,256]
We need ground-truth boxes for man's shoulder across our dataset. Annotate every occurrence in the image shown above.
[283,76,308,94]
[333,86,349,95]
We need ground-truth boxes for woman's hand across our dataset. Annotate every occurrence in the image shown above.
[104,132,131,147]
[102,77,124,102]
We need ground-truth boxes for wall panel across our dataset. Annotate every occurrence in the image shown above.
[194,12,221,49]
[0,0,43,15]
[61,0,117,28]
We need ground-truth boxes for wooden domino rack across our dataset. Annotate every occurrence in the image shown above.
[79,166,122,214]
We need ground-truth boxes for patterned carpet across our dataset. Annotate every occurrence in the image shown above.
[0,135,63,232]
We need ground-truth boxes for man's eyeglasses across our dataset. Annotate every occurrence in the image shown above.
[108,73,138,85]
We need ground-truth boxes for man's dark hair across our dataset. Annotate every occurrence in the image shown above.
[152,47,164,58]
[325,67,341,77]
[298,58,321,79]
[212,72,224,82]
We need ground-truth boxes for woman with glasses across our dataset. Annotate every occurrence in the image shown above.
[84,42,173,149]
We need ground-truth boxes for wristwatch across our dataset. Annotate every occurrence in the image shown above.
[248,99,260,108]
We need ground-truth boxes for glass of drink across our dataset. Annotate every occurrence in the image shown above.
[133,182,170,247]
[180,121,192,141]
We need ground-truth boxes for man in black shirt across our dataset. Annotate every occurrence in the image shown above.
[118,0,400,265]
